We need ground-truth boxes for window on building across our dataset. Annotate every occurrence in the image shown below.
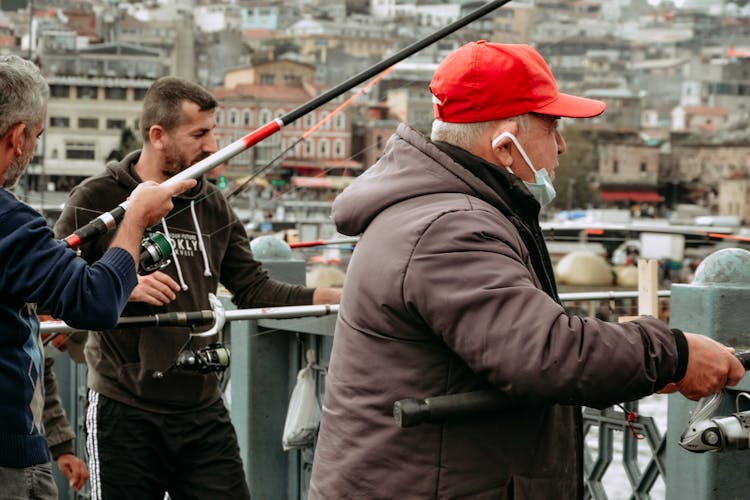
[284,74,301,85]
[50,85,70,98]
[105,87,127,100]
[334,139,344,158]
[640,162,648,173]
[260,73,275,85]
[76,86,98,99]
[376,135,383,149]
[320,111,331,130]
[612,160,619,174]
[50,116,70,128]
[230,110,237,126]
[335,114,345,130]
[134,88,148,100]
[305,139,313,156]
[65,142,96,160]
[319,140,329,158]
[78,118,99,129]
[259,109,271,124]
[243,110,251,126]
[304,113,314,129]
[106,119,126,130]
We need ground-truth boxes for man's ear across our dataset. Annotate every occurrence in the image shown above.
[148,125,166,150]
[491,122,519,167]
[5,122,27,157]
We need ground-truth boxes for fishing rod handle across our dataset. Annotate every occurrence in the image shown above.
[116,310,215,328]
[63,203,126,249]
[736,350,750,370]
[394,351,750,428]
[394,390,512,428]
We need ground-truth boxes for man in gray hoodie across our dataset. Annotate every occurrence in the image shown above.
[55,76,341,499]
[309,41,744,499]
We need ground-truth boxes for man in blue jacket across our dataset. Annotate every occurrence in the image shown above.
[0,55,195,499]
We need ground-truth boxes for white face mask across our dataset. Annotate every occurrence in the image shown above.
[491,131,556,207]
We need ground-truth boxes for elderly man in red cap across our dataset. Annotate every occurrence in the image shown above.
[308,41,743,499]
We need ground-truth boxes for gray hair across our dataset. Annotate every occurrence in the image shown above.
[430,114,530,150]
[0,55,49,138]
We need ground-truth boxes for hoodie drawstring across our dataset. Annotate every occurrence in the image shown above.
[161,219,189,291]
[190,200,213,278]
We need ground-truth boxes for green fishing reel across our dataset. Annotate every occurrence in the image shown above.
[139,231,172,274]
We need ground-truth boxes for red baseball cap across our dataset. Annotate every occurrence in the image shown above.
[429,41,606,123]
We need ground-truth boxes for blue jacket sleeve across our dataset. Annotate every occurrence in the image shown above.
[0,198,137,330]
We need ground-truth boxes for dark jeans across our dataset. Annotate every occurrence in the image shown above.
[86,390,251,500]
[0,463,58,500]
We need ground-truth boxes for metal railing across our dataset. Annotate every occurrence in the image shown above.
[46,290,672,500]
[559,290,671,500]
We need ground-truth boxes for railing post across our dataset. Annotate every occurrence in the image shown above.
[229,235,307,500]
[666,248,750,499]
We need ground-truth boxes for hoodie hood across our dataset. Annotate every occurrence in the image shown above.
[106,150,209,201]
[332,123,514,236]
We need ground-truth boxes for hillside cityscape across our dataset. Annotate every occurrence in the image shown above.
[0,0,749,240]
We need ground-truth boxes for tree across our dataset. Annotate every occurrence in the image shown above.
[107,127,142,163]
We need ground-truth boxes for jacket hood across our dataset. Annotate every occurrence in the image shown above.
[332,123,515,236]
[106,150,209,201]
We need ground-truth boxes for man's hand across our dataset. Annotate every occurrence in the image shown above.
[56,453,89,492]
[660,332,745,400]
[130,271,181,305]
[128,179,197,227]
[312,287,342,304]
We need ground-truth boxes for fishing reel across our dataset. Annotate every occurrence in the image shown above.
[679,350,750,453]
[175,343,231,373]
[680,391,750,453]
[139,231,171,274]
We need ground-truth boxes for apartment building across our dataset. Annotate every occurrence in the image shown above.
[41,76,151,189]
[211,79,361,187]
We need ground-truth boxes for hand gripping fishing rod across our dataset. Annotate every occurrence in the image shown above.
[394,350,750,428]
[679,350,750,453]
[61,0,512,250]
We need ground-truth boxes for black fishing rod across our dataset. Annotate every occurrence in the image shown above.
[61,0,513,249]
[394,350,750,428]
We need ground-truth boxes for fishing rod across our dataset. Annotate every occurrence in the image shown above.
[226,66,394,202]
[61,0,513,250]
[41,301,339,338]
[393,350,750,428]
[289,237,360,249]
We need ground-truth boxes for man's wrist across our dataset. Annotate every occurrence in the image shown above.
[671,328,689,382]
[50,440,75,460]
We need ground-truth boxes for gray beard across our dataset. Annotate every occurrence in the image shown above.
[3,156,27,189]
